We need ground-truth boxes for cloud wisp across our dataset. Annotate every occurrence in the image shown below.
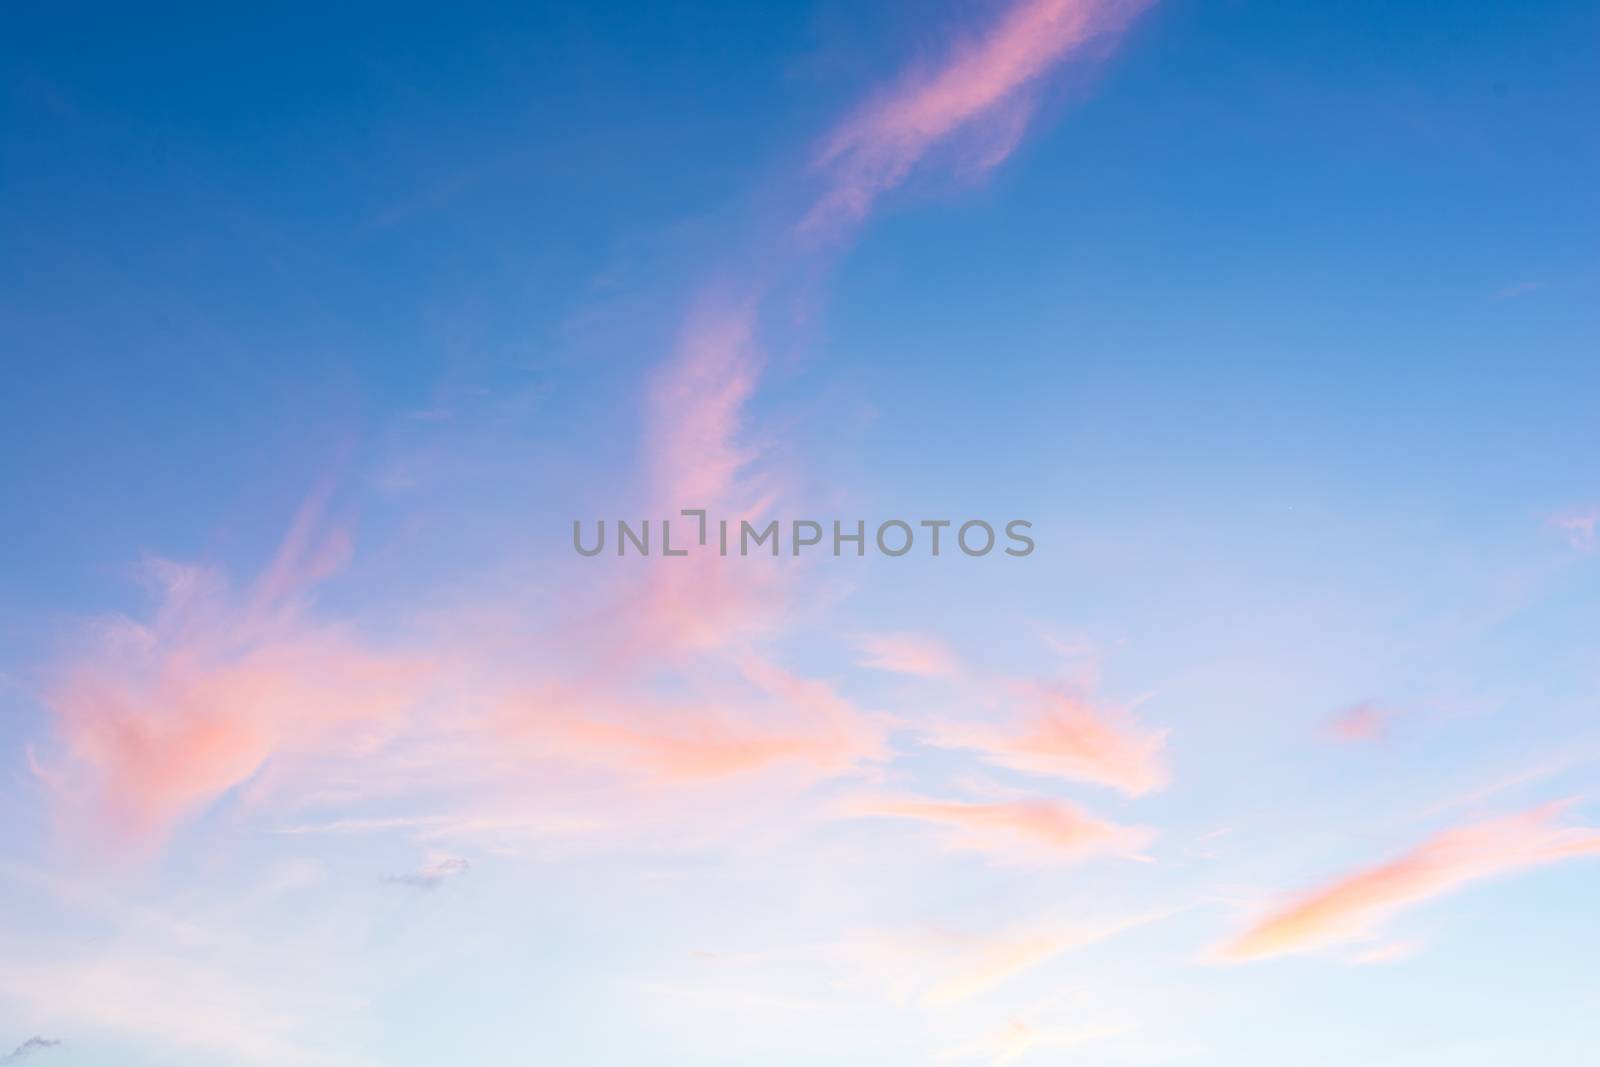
[808,0,1155,231]
[835,907,1177,1009]
[37,515,433,845]
[857,633,963,680]
[925,686,1168,796]
[1216,804,1600,962]
[845,794,1152,863]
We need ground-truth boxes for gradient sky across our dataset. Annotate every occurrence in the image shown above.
[3,2,1599,1065]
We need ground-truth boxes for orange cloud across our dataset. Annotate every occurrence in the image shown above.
[1216,805,1600,962]
[846,794,1151,862]
[927,686,1167,796]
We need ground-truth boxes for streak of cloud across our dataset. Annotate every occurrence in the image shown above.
[835,907,1175,1009]
[857,633,962,679]
[926,686,1167,796]
[845,794,1151,862]
[1215,804,1600,962]
[39,537,433,844]
[809,0,1155,231]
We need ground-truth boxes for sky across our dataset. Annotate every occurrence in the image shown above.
[1,1,1599,1064]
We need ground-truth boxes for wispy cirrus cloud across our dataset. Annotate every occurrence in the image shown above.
[845,794,1151,863]
[926,685,1167,796]
[809,0,1155,231]
[646,298,766,513]
[1215,804,1600,962]
[624,1,1157,655]
[485,655,886,788]
[836,907,1176,1009]
[857,633,962,679]
[38,521,433,844]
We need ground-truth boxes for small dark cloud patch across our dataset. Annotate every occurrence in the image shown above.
[383,855,470,891]
[1,1038,62,1063]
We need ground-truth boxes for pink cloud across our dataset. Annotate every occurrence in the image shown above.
[809,0,1154,229]
[1326,702,1394,744]
[607,545,785,664]
[927,685,1167,796]
[524,300,780,694]
[646,299,764,512]
[846,794,1151,862]
[621,298,790,663]
[564,716,854,782]
[1215,804,1600,962]
[621,3,1163,662]
[40,518,432,844]
[547,659,884,786]
[249,480,354,611]
[857,633,961,679]
[458,647,887,825]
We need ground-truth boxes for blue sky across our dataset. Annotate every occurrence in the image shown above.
[2,2,1599,1065]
